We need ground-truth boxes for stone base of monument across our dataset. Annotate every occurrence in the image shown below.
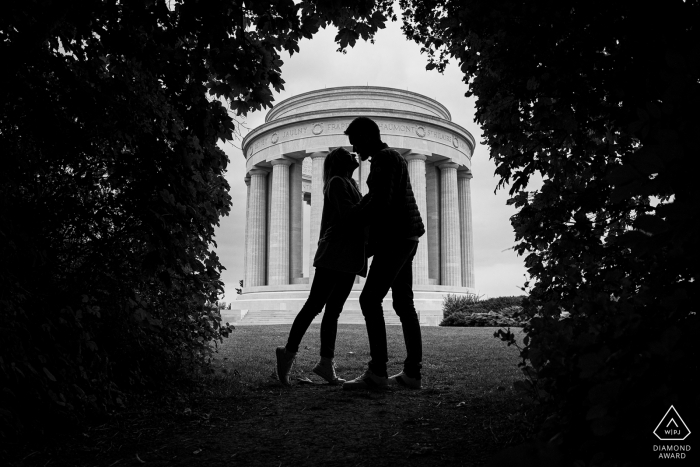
[219,309,248,323]
[226,284,473,326]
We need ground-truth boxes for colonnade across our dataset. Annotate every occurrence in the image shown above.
[243,149,474,290]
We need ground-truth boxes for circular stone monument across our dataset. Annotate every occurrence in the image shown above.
[231,86,476,325]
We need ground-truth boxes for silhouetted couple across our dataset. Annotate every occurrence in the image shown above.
[275,117,425,390]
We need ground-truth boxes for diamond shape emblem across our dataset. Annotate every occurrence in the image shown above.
[654,405,691,441]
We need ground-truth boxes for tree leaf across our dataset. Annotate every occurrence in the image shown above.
[43,367,57,382]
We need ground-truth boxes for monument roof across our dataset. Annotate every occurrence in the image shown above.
[241,86,475,172]
[265,86,452,122]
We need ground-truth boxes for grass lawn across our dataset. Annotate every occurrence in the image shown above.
[13,325,532,467]
[221,324,525,394]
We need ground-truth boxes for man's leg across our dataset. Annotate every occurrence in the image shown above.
[390,241,423,381]
[355,240,417,376]
[342,252,396,389]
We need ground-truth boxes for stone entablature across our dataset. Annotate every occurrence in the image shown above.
[244,110,474,172]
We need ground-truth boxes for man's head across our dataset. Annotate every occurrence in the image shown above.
[345,117,382,160]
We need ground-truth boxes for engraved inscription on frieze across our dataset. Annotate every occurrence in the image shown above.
[422,127,453,144]
[376,120,458,148]
[326,122,348,132]
[278,126,308,140]
[249,118,463,156]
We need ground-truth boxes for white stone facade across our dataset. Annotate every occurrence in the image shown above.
[233,86,476,325]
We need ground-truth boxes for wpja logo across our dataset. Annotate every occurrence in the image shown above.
[653,405,691,460]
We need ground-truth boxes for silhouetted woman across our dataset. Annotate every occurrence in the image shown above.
[275,147,366,386]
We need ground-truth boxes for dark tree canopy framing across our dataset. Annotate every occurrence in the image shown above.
[0,0,394,438]
[2,1,698,464]
[399,0,699,463]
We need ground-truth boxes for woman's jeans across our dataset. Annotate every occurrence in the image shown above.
[285,267,356,359]
[360,238,422,379]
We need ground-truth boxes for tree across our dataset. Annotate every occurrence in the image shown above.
[0,0,394,437]
[400,0,699,464]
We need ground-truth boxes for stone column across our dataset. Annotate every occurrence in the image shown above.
[359,159,370,195]
[268,159,292,285]
[426,163,440,284]
[308,150,328,281]
[290,160,303,281]
[405,153,429,285]
[245,169,268,287]
[266,170,272,284]
[243,175,250,289]
[438,162,462,286]
[458,171,475,288]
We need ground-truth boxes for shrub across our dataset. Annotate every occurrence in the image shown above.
[499,306,523,318]
[479,296,525,311]
[441,295,528,327]
[442,311,524,328]
[442,293,483,318]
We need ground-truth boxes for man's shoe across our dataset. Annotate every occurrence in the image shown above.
[342,369,388,390]
[388,371,422,389]
[275,346,296,386]
[313,360,345,385]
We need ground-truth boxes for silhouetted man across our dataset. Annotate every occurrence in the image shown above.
[342,117,425,390]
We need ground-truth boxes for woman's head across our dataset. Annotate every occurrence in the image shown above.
[323,147,359,191]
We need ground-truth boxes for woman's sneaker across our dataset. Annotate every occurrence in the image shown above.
[342,369,388,390]
[312,359,345,385]
[275,346,296,386]
[388,370,422,389]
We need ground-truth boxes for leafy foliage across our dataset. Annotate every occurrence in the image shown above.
[441,310,524,328]
[479,296,524,312]
[441,293,483,318]
[441,295,526,327]
[401,0,699,464]
[0,0,393,440]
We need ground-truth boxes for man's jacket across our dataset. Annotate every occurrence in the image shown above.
[353,143,425,250]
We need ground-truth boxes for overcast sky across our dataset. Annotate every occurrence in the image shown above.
[214,16,530,301]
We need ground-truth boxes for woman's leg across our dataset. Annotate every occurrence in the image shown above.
[319,271,356,359]
[285,268,337,353]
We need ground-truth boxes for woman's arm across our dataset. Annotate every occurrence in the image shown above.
[328,177,362,219]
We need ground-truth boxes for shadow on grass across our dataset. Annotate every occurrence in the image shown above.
[10,325,535,467]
